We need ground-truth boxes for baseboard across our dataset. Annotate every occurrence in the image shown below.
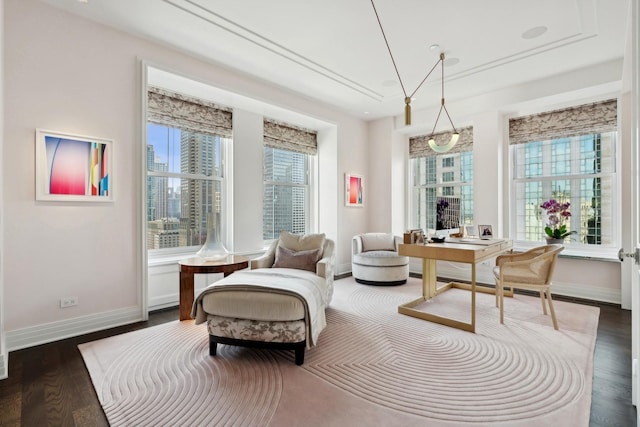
[6,306,143,352]
[0,352,7,380]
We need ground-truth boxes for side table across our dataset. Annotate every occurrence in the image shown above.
[178,255,249,321]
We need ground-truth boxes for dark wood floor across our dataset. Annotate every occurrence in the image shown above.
[0,301,636,426]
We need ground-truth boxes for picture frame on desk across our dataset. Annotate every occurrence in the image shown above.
[479,225,493,239]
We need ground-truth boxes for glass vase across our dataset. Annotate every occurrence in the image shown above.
[196,211,228,261]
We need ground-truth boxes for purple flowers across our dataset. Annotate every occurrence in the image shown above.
[540,199,574,239]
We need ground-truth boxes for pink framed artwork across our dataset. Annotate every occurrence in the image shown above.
[345,173,363,207]
[35,129,113,202]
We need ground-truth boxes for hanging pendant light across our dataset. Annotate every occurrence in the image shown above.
[371,0,459,146]
[427,53,459,153]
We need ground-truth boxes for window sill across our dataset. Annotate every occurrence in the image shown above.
[512,242,620,263]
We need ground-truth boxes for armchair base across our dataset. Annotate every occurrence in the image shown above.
[355,277,407,286]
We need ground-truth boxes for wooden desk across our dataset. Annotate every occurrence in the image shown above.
[178,255,249,321]
[398,239,513,333]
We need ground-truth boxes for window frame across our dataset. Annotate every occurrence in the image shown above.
[508,132,619,259]
[262,146,315,244]
[409,151,474,231]
[146,124,230,258]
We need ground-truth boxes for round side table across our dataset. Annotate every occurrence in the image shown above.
[178,255,249,321]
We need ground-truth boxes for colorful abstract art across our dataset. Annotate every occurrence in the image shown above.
[36,130,113,201]
[345,173,363,206]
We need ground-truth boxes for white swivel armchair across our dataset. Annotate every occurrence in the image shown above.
[352,233,409,286]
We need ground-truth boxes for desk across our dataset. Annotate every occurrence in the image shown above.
[398,240,512,333]
[178,255,249,321]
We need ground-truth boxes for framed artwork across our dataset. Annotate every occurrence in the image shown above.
[345,173,363,207]
[35,129,113,202]
[478,224,493,239]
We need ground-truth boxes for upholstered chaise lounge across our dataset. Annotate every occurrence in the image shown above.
[352,233,409,285]
[192,231,334,365]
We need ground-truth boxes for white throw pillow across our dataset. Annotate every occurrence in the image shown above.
[361,233,396,252]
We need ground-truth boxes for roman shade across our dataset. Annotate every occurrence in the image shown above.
[264,119,318,156]
[147,86,232,137]
[409,126,473,158]
[509,99,617,145]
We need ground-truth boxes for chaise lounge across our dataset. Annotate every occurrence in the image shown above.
[192,231,334,365]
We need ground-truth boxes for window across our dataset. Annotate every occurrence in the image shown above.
[509,99,617,248]
[263,147,309,240]
[146,86,232,254]
[262,119,317,241]
[147,124,228,252]
[409,128,474,231]
[512,133,616,246]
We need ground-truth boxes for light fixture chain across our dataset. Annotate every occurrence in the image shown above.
[370,0,408,98]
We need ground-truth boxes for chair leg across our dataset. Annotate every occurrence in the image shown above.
[495,280,499,307]
[499,282,505,324]
[545,289,559,330]
[539,291,548,315]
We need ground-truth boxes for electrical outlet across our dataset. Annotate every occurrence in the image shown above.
[60,296,78,308]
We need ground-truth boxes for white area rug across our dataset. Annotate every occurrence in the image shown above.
[79,276,599,426]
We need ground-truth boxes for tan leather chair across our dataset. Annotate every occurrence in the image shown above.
[493,244,564,330]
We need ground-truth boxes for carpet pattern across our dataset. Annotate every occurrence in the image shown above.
[79,277,599,426]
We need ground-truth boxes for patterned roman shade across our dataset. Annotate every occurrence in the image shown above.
[509,99,617,145]
[409,126,473,158]
[147,86,232,137]
[264,119,318,155]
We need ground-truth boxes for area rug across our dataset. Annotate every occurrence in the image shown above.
[79,276,599,426]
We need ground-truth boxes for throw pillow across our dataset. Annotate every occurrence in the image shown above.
[361,233,396,252]
[273,245,322,272]
[278,231,326,254]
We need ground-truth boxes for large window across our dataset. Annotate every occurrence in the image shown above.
[146,86,232,254]
[509,99,617,249]
[262,119,316,240]
[410,127,474,231]
[147,124,228,252]
[263,147,309,240]
[512,132,616,246]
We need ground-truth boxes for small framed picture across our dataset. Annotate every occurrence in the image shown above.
[478,225,493,239]
[345,173,363,207]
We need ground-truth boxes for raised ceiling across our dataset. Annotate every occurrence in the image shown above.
[41,0,630,123]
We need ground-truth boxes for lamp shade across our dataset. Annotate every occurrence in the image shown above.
[428,132,459,153]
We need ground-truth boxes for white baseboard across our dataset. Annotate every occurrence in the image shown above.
[0,352,7,380]
[337,262,351,276]
[6,306,143,352]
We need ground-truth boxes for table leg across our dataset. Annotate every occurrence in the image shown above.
[179,271,195,321]
[422,258,437,298]
[471,262,476,333]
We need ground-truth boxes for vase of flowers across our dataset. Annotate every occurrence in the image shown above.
[540,199,575,243]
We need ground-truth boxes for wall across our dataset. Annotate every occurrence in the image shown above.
[2,0,368,351]
[0,0,6,379]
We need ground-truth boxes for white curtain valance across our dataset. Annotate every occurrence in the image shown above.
[509,99,617,145]
[147,86,232,137]
[409,127,473,158]
[263,119,317,155]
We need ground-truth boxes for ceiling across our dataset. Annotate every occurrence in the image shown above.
[41,0,630,126]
